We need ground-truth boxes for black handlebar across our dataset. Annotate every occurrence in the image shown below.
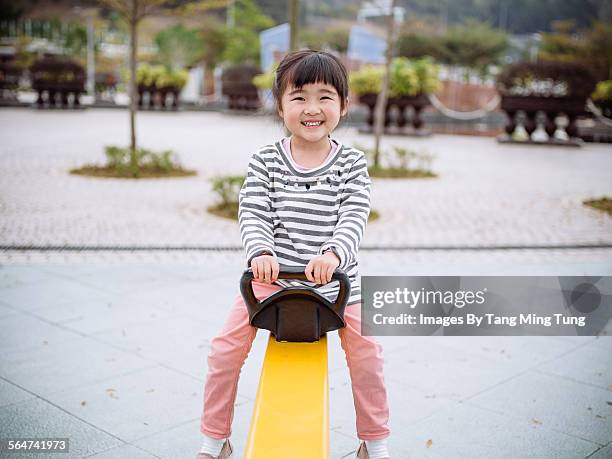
[240,265,351,312]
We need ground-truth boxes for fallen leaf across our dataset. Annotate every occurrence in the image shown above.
[607,401,612,406]
[587,407,593,411]
[426,439,433,448]
[531,418,542,425]
[596,414,606,419]
[80,401,87,406]
[42,340,48,345]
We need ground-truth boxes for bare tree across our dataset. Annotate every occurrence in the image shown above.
[100,0,167,171]
[372,0,398,168]
[101,0,226,172]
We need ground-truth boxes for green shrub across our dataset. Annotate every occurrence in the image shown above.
[349,57,440,97]
[211,175,245,206]
[592,80,612,101]
[136,64,189,89]
[252,64,277,90]
[103,145,178,170]
[355,143,437,179]
[349,65,384,96]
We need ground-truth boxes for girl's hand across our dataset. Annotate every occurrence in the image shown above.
[305,251,340,285]
[251,254,279,284]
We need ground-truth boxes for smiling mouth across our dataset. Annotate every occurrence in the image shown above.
[301,121,324,127]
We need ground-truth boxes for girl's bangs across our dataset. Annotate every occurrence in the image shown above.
[286,54,345,94]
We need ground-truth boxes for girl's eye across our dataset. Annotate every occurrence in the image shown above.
[321,96,332,100]
[291,97,304,101]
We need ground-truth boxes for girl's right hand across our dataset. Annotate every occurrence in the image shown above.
[251,254,279,284]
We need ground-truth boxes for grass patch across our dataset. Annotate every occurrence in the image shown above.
[70,145,196,179]
[368,167,436,179]
[70,165,196,179]
[207,202,239,220]
[583,197,612,216]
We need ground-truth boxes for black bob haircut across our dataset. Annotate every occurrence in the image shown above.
[272,49,349,113]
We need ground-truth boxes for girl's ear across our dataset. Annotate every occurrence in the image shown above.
[341,97,349,117]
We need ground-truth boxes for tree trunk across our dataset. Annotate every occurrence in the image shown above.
[129,2,138,173]
[289,0,299,52]
[373,0,397,168]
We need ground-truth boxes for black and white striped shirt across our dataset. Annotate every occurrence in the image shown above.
[239,136,371,305]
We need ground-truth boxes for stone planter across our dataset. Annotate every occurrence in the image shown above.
[499,95,588,145]
[593,100,612,118]
[30,57,85,109]
[357,93,431,135]
[221,64,261,111]
[137,84,181,110]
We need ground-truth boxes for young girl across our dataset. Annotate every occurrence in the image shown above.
[198,50,390,459]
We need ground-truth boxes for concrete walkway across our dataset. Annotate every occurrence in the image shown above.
[0,254,611,458]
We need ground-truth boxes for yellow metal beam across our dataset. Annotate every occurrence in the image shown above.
[245,335,329,459]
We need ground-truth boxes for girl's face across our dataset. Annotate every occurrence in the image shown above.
[278,81,348,145]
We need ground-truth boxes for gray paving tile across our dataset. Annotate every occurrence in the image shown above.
[590,336,612,351]
[0,378,35,408]
[330,429,360,458]
[468,370,612,445]
[0,276,113,311]
[382,338,519,400]
[90,314,216,378]
[134,403,256,459]
[44,365,212,442]
[394,402,599,458]
[133,276,239,324]
[156,262,245,283]
[537,340,612,390]
[0,265,50,289]
[587,442,612,459]
[86,443,158,458]
[27,294,176,335]
[0,397,123,458]
[0,300,19,319]
[131,419,202,459]
[37,264,176,295]
[425,336,586,373]
[0,313,82,356]
[0,336,155,396]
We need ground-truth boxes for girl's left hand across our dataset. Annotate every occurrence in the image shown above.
[305,251,340,285]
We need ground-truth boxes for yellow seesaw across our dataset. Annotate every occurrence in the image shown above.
[245,336,329,459]
[240,267,350,459]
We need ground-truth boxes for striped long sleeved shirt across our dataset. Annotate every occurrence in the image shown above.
[238,136,371,305]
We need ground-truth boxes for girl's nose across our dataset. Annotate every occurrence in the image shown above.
[304,104,322,116]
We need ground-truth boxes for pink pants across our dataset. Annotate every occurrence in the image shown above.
[200,281,390,441]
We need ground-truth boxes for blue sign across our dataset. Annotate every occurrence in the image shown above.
[347,25,386,64]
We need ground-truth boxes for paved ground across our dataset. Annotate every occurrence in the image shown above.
[0,257,611,459]
[0,108,611,249]
[1,108,611,458]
